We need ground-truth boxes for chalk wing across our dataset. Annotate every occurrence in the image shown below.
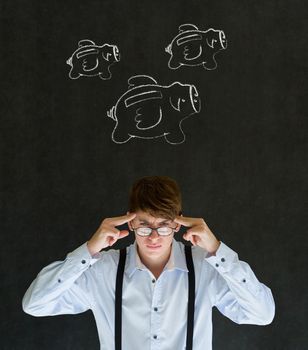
[134,105,163,130]
[78,39,95,47]
[179,24,199,32]
[128,75,157,89]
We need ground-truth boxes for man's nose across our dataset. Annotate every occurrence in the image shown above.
[148,229,160,240]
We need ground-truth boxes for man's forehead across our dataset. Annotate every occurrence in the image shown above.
[134,212,172,223]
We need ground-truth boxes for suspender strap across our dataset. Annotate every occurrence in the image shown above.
[115,248,126,350]
[185,245,196,350]
[114,245,195,350]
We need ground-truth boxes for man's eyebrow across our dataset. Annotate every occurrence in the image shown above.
[138,219,171,224]
[138,219,150,224]
[154,220,173,225]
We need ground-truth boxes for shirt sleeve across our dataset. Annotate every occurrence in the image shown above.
[205,242,275,325]
[22,243,101,317]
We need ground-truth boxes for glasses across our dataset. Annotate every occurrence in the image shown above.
[132,225,177,237]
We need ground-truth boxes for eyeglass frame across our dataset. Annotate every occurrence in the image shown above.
[131,224,178,237]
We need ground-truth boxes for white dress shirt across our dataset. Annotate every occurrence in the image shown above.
[22,239,275,350]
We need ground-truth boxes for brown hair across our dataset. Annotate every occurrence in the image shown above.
[129,176,182,220]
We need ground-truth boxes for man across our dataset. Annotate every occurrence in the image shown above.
[23,176,275,349]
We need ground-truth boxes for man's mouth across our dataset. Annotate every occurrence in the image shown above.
[146,245,162,249]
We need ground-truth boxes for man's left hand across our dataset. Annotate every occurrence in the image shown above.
[174,216,220,254]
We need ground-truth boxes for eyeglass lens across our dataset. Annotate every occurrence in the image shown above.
[136,227,173,236]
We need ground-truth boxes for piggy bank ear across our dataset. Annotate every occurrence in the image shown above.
[169,95,181,111]
[179,24,199,32]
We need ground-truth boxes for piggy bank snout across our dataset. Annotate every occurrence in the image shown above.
[189,85,201,114]
[113,45,120,62]
[219,30,227,49]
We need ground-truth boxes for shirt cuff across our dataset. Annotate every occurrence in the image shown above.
[66,242,102,269]
[205,241,239,274]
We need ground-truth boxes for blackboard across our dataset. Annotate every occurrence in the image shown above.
[1,0,307,349]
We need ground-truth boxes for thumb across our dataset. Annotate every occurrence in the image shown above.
[118,230,130,239]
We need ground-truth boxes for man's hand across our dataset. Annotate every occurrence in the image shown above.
[174,216,220,254]
[87,213,136,256]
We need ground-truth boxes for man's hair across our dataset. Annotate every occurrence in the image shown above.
[129,176,182,220]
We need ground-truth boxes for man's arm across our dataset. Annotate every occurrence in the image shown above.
[22,243,99,316]
[205,242,275,325]
[22,213,136,317]
[174,216,275,325]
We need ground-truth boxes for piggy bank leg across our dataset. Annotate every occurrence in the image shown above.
[168,56,182,70]
[69,68,81,79]
[164,126,186,145]
[99,67,112,80]
[111,124,132,144]
[202,56,218,70]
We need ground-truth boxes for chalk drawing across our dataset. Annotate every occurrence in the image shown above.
[66,39,120,80]
[107,75,201,144]
[165,24,227,70]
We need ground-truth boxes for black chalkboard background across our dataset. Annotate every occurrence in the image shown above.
[1,0,307,349]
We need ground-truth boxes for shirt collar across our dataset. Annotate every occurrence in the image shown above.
[126,239,188,278]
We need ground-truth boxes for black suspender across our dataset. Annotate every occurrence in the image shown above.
[115,248,127,350]
[115,245,195,350]
[184,244,196,350]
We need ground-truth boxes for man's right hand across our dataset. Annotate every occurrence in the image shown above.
[87,213,136,256]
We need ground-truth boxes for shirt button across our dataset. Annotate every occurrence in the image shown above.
[221,258,225,262]
[154,307,158,312]
[242,278,246,283]
[153,335,158,339]
[152,279,156,283]
[81,260,86,264]
[58,278,61,283]
[215,263,219,267]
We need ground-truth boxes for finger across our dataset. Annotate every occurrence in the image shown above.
[174,215,197,227]
[107,231,121,239]
[183,233,196,246]
[107,230,129,246]
[107,232,121,246]
[183,233,191,241]
[183,230,200,241]
[108,236,117,246]
[185,233,199,246]
[118,230,130,239]
[191,236,197,246]
[107,227,121,235]
[108,213,136,226]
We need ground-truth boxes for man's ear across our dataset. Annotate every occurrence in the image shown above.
[127,211,133,231]
[175,212,183,232]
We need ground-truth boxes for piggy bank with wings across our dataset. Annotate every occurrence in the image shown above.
[107,75,201,144]
[66,39,120,80]
[165,24,227,70]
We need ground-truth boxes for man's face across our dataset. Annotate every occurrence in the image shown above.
[128,211,180,259]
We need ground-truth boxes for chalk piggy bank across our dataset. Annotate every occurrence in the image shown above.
[66,39,120,80]
[107,75,201,144]
[165,24,227,70]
